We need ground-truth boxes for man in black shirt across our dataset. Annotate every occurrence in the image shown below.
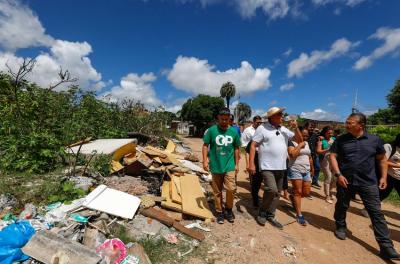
[330,113,399,260]
[305,121,321,188]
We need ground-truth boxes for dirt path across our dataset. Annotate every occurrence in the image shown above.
[183,137,400,264]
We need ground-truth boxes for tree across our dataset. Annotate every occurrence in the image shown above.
[387,79,400,113]
[180,94,225,135]
[220,81,236,107]
[234,102,252,124]
[369,80,400,124]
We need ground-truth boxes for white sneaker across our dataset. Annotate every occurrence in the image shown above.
[325,197,333,204]
[307,195,313,200]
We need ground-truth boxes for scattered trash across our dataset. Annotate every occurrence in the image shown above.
[45,202,62,211]
[0,221,36,264]
[96,238,127,264]
[120,254,140,264]
[69,176,95,191]
[70,213,89,223]
[164,233,179,244]
[282,244,296,257]
[185,222,211,232]
[83,185,141,219]
[2,213,17,222]
[19,204,37,220]
[105,176,149,196]
[178,246,194,258]
[0,194,18,211]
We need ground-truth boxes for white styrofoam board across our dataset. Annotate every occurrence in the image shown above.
[67,139,135,155]
[83,184,141,219]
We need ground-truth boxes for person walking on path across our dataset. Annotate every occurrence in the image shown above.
[330,113,400,260]
[305,121,321,189]
[202,107,241,224]
[248,107,302,229]
[288,127,314,226]
[241,116,263,207]
[317,126,336,204]
[380,134,400,201]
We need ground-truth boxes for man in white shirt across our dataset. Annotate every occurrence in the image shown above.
[249,107,302,229]
[241,115,262,206]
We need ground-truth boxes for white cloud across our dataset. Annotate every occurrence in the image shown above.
[287,38,358,78]
[234,0,290,20]
[354,27,400,71]
[311,0,366,7]
[280,82,294,92]
[100,72,161,107]
[0,0,105,91]
[252,108,267,118]
[300,108,340,121]
[167,56,271,96]
[0,0,54,51]
[269,100,278,106]
[283,48,293,57]
[327,102,336,106]
[363,109,378,116]
[164,97,188,113]
[0,40,103,91]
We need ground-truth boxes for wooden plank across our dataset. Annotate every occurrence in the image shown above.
[180,174,213,220]
[166,140,176,153]
[170,175,182,204]
[22,231,101,264]
[161,181,182,212]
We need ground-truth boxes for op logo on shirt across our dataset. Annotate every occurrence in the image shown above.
[216,135,233,146]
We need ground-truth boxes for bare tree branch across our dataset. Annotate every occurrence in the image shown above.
[6,58,36,88]
[48,67,78,91]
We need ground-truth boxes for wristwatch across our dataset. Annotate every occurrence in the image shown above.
[334,172,342,177]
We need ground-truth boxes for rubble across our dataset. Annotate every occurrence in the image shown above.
[2,137,214,264]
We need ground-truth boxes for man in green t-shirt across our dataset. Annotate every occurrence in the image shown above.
[202,107,241,224]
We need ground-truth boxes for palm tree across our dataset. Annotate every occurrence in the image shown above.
[220,81,236,107]
[235,102,252,123]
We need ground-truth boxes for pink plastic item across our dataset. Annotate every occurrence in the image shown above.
[96,238,127,264]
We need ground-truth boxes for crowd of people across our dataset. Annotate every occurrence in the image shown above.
[201,106,400,260]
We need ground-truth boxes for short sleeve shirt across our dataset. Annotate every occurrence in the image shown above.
[203,125,241,174]
[330,132,385,186]
[288,141,311,173]
[252,123,295,170]
[384,144,400,180]
[241,126,255,148]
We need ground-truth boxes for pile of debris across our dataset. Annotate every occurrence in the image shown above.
[0,138,214,264]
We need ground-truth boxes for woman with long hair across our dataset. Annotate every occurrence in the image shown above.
[316,126,336,204]
[288,127,314,226]
[381,134,400,200]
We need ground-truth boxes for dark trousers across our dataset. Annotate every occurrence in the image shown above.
[250,153,263,205]
[312,155,321,185]
[380,176,400,201]
[260,170,285,218]
[283,169,288,191]
[334,184,393,248]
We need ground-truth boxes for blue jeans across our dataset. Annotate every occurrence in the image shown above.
[312,155,320,184]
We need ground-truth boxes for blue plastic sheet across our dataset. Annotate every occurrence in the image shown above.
[0,221,35,264]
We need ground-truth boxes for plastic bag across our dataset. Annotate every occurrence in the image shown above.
[96,238,127,264]
[19,203,37,219]
[0,221,36,264]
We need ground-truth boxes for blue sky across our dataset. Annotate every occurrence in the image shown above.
[1,0,400,121]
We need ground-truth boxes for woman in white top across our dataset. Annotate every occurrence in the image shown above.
[380,134,400,200]
[288,128,314,226]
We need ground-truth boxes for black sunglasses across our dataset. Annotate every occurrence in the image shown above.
[276,131,280,136]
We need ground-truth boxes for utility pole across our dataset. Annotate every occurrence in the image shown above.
[351,88,359,114]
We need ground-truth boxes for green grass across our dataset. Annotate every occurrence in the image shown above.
[384,189,400,206]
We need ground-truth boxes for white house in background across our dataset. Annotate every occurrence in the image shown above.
[170,120,195,136]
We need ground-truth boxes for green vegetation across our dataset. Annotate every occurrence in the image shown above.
[368,80,400,124]
[234,102,252,124]
[0,69,176,174]
[220,81,236,107]
[368,125,400,143]
[180,94,225,136]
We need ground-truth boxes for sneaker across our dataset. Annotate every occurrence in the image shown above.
[334,228,346,240]
[312,182,321,188]
[361,208,369,218]
[257,211,268,226]
[380,246,400,260]
[325,197,333,204]
[267,217,284,230]
[296,215,307,226]
[306,195,313,200]
[217,212,224,224]
[225,209,235,223]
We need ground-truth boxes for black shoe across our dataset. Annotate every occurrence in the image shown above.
[217,212,224,224]
[334,228,346,240]
[253,199,259,208]
[267,217,283,230]
[257,211,267,226]
[380,247,400,260]
[225,209,235,223]
[312,182,321,188]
